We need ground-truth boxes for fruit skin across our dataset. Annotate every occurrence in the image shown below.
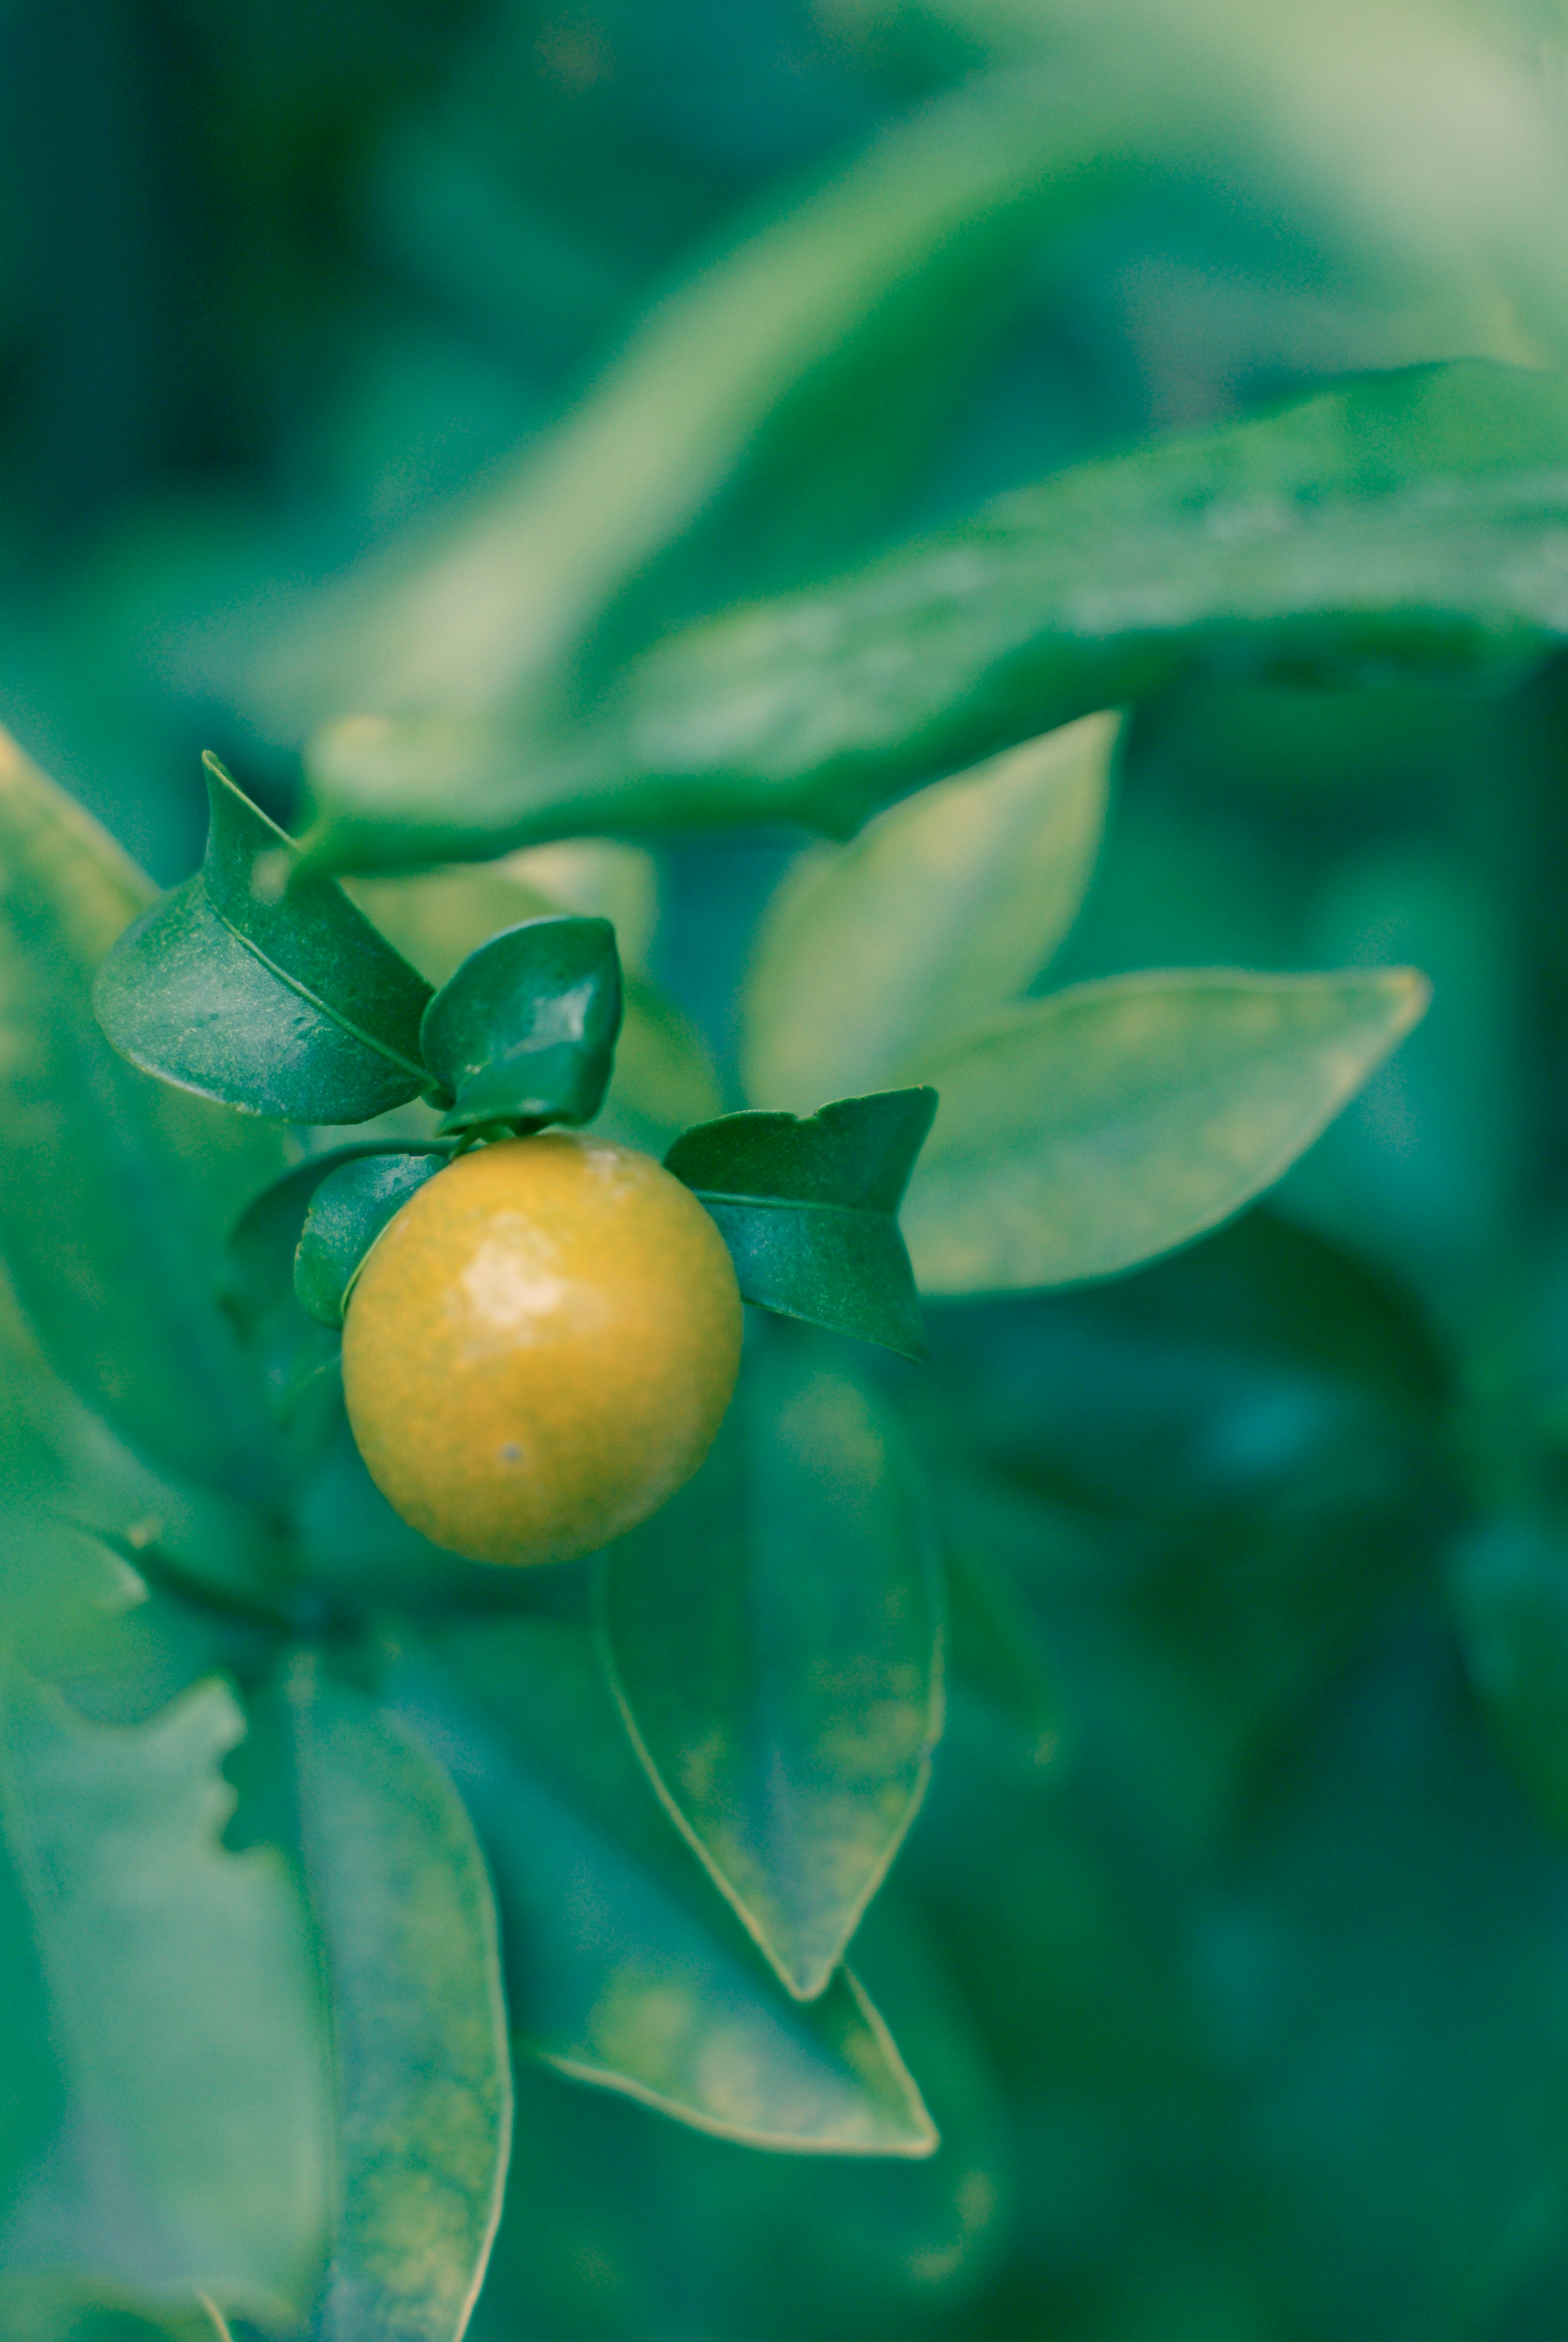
[341,1132,743,1565]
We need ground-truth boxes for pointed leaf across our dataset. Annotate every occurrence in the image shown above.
[221,1145,444,1432]
[599,1331,944,1999]
[390,1621,937,2157]
[294,1150,448,1328]
[95,758,432,1123]
[665,1090,935,1358]
[420,915,621,1138]
[0,726,287,1499]
[743,715,1115,1112]
[289,1663,511,2342]
[902,969,1430,1294]
[302,362,1568,861]
[0,1670,331,2322]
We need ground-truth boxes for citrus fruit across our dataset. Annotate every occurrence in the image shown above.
[340,1132,743,1565]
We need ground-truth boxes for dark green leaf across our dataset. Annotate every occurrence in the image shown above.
[743,715,1115,1112]
[1447,1521,1568,1839]
[0,1667,331,2321]
[94,757,433,1124]
[599,1329,944,1999]
[304,363,1568,862]
[293,1150,448,1328]
[665,1090,936,1359]
[288,1661,511,2342]
[420,916,621,1138]
[901,969,1429,1294]
[0,727,288,1500]
[391,1622,937,2156]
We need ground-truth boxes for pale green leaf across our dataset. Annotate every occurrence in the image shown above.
[0,726,288,1500]
[391,1622,937,2157]
[902,968,1430,1293]
[289,1663,511,2342]
[599,1330,943,1998]
[743,715,1115,1112]
[0,1670,331,2324]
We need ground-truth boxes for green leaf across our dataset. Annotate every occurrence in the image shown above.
[392,1621,937,2157]
[742,715,1115,1113]
[343,859,717,1151]
[665,1090,936,1359]
[0,726,288,1500]
[420,915,621,1138]
[293,1150,448,1328]
[288,1661,511,2342]
[304,363,1568,862]
[280,65,1116,774]
[598,1329,944,2000]
[0,1668,331,2322]
[1447,1522,1568,1839]
[901,968,1429,1294]
[94,757,433,1124]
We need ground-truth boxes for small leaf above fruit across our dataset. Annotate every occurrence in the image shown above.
[420,914,622,1137]
[665,1088,936,1360]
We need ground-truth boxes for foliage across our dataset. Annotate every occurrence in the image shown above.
[2,2,1568,2338]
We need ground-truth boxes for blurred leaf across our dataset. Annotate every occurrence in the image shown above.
[390,1621,937,2157]
[294,1150,447,1328]
[599,1329,943,1999]
[595,974,722,1155]
[421,915,622,1137]
[0,2275,241,2341]
[0,726,288,1501]
[666,1090,935,1358]
[95,758,432,1124]
[1447,1521,1568,1839]
[305,363,1568,863]
[743,714,1116,1112]
[902,968,1428,1294]
[282,63,1122,752]
[941,1521,1067,1772]
[0,1669,330,2322]
[288,1662,511,2342]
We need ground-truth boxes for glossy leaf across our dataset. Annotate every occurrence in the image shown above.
[420,915,621,1137]
[391,1621,937,2157]
[665,1090,935,1359]
[902,968,1429,1294]
[95,757,433,1123]
[294,1150,448,1328]
[599,1330,944,1999]
[221,1145,441,1432]
[305,362,1568,863]
[0,1669,331,2322]
[0,726,288,1500]
[289,1662,511,2342]
[743,715,1116,1112]
[343,859,716,1149]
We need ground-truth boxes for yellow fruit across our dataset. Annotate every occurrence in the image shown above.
[341,1132,743,1565]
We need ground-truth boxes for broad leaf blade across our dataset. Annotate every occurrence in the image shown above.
[0,1670,331,2322]
[289,1663,511,2342]
[743,715,1115,1112]
[95,759,432,1124]
[0,726,288,1500]
[305,363,1568,861]
[666,1091,935,1358]
[392,1621,937,2157]
[902,969,1429,1294]
[599,1330,944,2000]
[420,915,621,1137]
[294,1150,447,1327]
